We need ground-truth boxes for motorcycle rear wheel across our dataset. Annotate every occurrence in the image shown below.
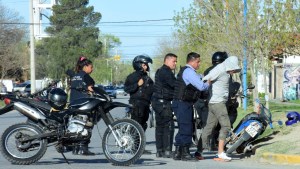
[102,118,145,166]
[0,123,48,165]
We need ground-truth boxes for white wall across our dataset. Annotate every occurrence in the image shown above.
[257,73,269,93]
[1,80,14,92]
[284,55,300,64]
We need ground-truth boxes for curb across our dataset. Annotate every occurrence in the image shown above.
[260,153,300,165]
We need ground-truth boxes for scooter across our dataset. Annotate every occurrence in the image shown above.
[225,98,276,154]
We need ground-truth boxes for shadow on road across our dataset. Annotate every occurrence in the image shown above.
[131,158,168,166]
[35,158,109,165]
[36,157,169,167]
[146,141,156,145]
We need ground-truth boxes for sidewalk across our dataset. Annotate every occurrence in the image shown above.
[259,152,300,165]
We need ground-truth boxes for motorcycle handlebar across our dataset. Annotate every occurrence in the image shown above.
[28,80,61,97]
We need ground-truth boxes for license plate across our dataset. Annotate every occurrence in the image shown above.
[245,125,259,137]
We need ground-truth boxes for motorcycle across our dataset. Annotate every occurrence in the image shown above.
[0,82,145,166]
[225,98,275,154]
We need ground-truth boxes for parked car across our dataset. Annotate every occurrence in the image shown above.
[13,82,31,94]
[0,83,7,93]
[115,86,127,96]
[104,85,117,99]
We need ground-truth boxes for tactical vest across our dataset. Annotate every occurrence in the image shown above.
[127,71,154,104]
[70,71,89,102]
[173,66,188,100]
[152,67,174,100]
[174,66,205,102]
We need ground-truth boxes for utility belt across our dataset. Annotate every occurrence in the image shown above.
[152,98,172,103]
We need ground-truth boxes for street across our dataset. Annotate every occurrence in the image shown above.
[0,95,298,169]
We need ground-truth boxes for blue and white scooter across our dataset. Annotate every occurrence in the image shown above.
[225,99,276,154]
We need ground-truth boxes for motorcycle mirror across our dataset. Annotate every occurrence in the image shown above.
[277,120,283,126]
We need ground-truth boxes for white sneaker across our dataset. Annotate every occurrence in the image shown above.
[217,152,232,161]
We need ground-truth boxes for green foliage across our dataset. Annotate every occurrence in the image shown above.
[92,59,132,85]
[35,0,102,79]
[99,34,121,56]
[173,0,300,86]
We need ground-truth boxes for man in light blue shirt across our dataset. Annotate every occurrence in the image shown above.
[172,52,211,161]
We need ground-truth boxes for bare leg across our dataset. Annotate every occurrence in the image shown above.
[218,139,225,154]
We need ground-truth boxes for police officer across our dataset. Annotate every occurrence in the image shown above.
[124,55,154,132]
[172,52,211,161]
[152,53,177,158]
[69,56,95,156]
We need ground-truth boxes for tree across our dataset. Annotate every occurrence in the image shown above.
[35,0,102,79]
[92,58,132,85]
[173,0,300,107]
[0,4,27,81]
[99,33,121,57]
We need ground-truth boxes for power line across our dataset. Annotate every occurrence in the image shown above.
[115,35,170,37]
[0,17,176,26]
[0,22,175,27]
[99,18,173,24]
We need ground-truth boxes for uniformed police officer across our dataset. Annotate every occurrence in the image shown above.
[152,53,177,158]
[69,56,95,156]
[70,56,95,102]
[172,52,211,161]
[124,55,154,132]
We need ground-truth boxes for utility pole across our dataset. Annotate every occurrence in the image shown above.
[30,0,56,93]
[30,0,36,93]
[242,0,248,110]
[34,0,55,39]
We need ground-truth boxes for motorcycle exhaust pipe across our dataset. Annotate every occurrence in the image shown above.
[14,102,46,120]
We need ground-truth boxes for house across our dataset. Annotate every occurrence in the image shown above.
[269,53,300,101]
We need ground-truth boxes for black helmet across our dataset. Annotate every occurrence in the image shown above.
[132,55,153,71]
[212,51,228,65]
[48,88,68,110]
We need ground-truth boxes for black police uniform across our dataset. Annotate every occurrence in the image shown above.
[69,70,95,155]
[70,70,95,102]
[124,71,154,131]
[152,64,176,157]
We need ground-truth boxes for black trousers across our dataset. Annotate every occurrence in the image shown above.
[131,102,150,131]
[152,100,174,152]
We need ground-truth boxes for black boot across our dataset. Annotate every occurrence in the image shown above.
[163,150,172,158]
[181,146,197,161]
[76,144,95,156]
[72,144,79,155]
[156,150,164,158]
[173,146,181,160]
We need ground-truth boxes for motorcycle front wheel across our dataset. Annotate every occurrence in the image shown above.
[0,123,48,165]
[102,118,145,166]
[226,132,251,154]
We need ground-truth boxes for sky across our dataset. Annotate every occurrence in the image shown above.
[1,0,194,60]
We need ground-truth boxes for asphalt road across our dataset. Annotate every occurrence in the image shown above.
[0,95,298,169]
